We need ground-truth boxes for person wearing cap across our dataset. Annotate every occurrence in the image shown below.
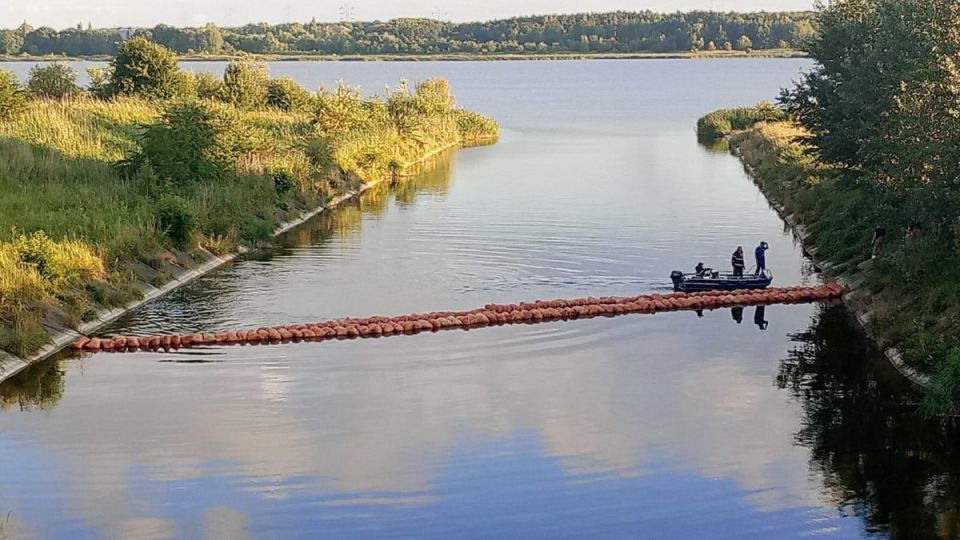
[754,241,769,275]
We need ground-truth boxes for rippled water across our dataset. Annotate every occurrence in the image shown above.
[2,59,956,539]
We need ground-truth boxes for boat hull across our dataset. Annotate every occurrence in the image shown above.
[670,270,773,292]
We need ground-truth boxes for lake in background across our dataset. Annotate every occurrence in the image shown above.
[2,59,957,539]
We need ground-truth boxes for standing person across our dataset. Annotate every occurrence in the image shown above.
[754,241,769,275]
[871,227,886,259]
[732,246,745,277]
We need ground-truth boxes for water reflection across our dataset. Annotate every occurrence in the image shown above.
[0,360,64,412]
[780,305,960,538]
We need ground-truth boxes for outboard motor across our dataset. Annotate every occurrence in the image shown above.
[670,271,685,292]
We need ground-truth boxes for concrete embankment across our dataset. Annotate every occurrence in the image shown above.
[726,135,929,387]
[0,177,388,385]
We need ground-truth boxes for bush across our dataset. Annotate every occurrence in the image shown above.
[155,196,195,247]
[314,82,366,134]
[136,100,225,186]
[273,168,297,195]
[697,102,785,141]
[0,69,26,120]
[221,61,268,109]
[109,38,181,99]
[194,72,223,100]
[86,67,113,99]
[27,63,79,99]
[415,78,456,113]
[266,77,313,112]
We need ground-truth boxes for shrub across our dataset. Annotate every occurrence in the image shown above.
[924,347,960,416]
[27,63,79,99]
[0,69,26,120]
[155,196,195,247]
[240,218,272,244]
[415,78,456,113]
[697,102,785,141]
[86,66,113,99]
[221,61,268,109]
[266,77,313,112]
[194,72,223,100]
[273,168,297,195]
[455,109,500,145]
[136,100,225,186]
[109,38,181,99]
[314,82,366,134]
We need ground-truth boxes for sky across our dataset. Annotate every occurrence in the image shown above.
[2,0,817,30]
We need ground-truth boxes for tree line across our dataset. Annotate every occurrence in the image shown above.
[0,11,817,57]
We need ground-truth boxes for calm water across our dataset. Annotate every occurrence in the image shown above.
[2,59,957,539]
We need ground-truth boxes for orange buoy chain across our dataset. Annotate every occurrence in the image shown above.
[70,283,844,354]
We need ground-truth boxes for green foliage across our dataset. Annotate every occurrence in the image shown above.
[696,102,784,141]
[0,12,818,57]
[266,77,313,112]
[27,63,79,99]
[135,100,226,186]
[86,67,113,99]
[314,82,366,134]
[924,348,960,415]
[193,71,223,100]
[0,69,26,120]
[221,61,268,109]
[272,168,297,195]
[109,38,181,99]
[0,53,497,356]
[736,35,753,51]
[155,196,194,247]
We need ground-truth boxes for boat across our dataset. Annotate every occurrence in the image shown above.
[670,268,773,292]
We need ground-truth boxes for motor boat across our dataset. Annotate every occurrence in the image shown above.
[670,268,773,292]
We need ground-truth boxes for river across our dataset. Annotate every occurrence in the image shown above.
[1,59,957,539]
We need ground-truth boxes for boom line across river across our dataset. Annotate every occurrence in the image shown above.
[71,284,845,354]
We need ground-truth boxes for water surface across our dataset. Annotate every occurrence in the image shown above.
[2,59,954,539]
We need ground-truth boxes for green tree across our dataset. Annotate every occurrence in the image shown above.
[0,29,23,55]
[109,38,181,99]
[135,100,226,186]
[0,69,26,120]
[220,61,268,109]
[265,77,313,112]
[736,35,753,51]
[27,63,79,99]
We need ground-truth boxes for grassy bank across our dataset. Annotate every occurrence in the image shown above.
[0,49,807,63]
[0,46,498,358]
[698,106,960,413]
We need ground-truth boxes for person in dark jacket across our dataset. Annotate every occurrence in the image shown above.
[754,241,769,274]
[732,246,745,277]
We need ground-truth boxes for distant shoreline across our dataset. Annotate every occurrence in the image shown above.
[0,49,807,63]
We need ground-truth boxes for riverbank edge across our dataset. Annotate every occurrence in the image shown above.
[724,133,930,387]
[0,142,460,385]
[0,49,807,63]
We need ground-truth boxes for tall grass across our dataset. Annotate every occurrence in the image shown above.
[0,74,498,357]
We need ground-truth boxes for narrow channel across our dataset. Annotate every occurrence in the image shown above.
[1,59,954,538]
